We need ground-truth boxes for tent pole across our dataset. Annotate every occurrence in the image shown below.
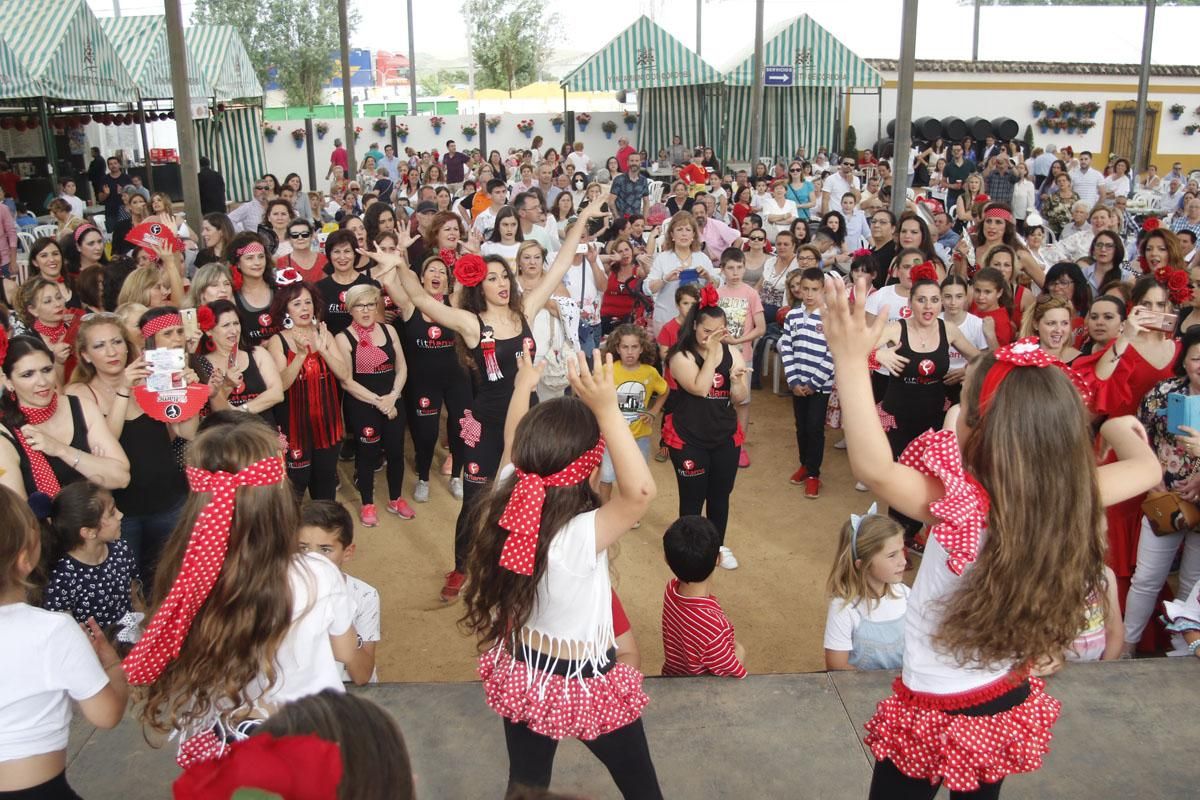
[406,0,418,115]
[1130,0,1155,190]
[748,0,765,165]
[136,96,154,193]
[891,0,918,218]
[165,0,201,224]
[305,118,317,190]
[37,99,55,187]
[338,0,357,180]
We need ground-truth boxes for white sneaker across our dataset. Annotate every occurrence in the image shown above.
[413,480,430,503]
[449,477,464,500]
[719,545,739,570]
[855,481,869,492]
[834,439,848,450]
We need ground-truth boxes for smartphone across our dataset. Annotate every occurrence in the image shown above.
[576,243,590,254]
[180,307,199,343]
[1141,310,1177,334]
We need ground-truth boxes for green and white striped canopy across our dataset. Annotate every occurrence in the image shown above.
[194,106,265,203]
[723,15,882,88]
[186,25,262,103]
[0,0,135,103]
[0,35,39,100]
[101,15,210,101]
[561,15,723,91]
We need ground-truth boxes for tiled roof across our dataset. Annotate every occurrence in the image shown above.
[866,59,1200,78]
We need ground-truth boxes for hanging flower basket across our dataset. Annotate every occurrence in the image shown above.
[623,111,638,130]
[486,115,500,133]
[291,128,305,148]
[601,120,618,139]
[1170,104,1185,120]
[1079,101,1100,119]
[394,122,409,142]
[353,125,363,142]
[1185,125,1199,136]
[1032,100,1046,118]
[550,114,564,133]
[430,115,445,134]
[371,118,388,136]
[1038,121,1049,134]
[576,112,591,132]
[315,121,329,139]
[262,122,279,142]
[517,118,534,138]
[461,123,477,142]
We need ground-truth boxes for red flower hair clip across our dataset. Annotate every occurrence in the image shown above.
[852,248,873,258]
[275,267,303,286]
[1142,217,1161,232]
[231,265,244,292]
[699,283,720,309]
[978,337,1094,415]
[196,305,216,333]
[453,253,487,287]
[910,261,939,284]
[1155,265,1193,306]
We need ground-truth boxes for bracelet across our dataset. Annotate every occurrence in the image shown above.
[70,450,81,470]
[1189,638,1200,657]
[867,348,881,371]
[101,660,122,671]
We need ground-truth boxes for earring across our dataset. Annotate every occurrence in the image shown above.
[283,313,294,330]
[204,339,215,353]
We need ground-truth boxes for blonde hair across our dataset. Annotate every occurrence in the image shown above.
[188,263,233,308]
[116,267,167,308]
[665,211,702,252]
[344,283,381,310]
[70,313,133,385]
[18,275,62,329]
[1020,295,1072,338]
[515,240,545,271]
[826,514,905,610]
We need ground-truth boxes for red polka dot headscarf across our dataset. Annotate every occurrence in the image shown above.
[496,438,606,575]
[123,454,287,685]
[978,337,1094,416]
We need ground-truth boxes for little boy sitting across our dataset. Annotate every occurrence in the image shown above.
[298,500,380,682]
[661,516,746,678]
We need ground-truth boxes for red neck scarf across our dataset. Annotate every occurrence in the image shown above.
[350,322,389,374]
[14,394,63,496]
[123,455,286,684]
[33,319,67,343]
[497,438,606,575]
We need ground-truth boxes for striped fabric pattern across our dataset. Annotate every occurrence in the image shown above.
[194,106,265,203]
[560,15,723,91]
[101,15,210,101]
[723,14,883,88]
[722,85,839,163]
[778,305,834,393]
[0,35,39,99]
[638,85,725,159]
[185,24,263,102]
[0,0,135,103]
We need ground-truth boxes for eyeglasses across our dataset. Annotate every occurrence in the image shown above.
[748,235,766,242]
[789,168,803,173]
[1093,242,1115,250]
[288,231,312,240]
[350,303,376,311]
[840,161,855,167]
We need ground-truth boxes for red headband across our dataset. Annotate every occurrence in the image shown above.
[699,284,719,309]
[983,206,1014,222]
[123,455,286,684]
[73,223,98,244]
[236,241,265,258]
[977,338,1094,416]
[140,312,182,339]
[497,438,607,575]
[173,734,343,796]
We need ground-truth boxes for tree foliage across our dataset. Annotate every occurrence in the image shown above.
[462,0,561,95]
[194,0,356,108]
[418,69,470,97]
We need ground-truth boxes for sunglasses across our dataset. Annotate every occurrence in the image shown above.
[748,235,766,242]
[789,168,803,173]
[841,162,855,167]
[254,185,269,191]
[288,231,312,240]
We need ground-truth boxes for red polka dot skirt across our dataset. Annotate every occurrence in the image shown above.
[478,645,649,741]
[864,676,1061,793]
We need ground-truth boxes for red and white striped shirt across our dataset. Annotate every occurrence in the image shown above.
[661,579,746,678]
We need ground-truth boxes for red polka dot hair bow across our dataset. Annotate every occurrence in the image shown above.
[978,337,1094,415]
[899,429,990,575]
[123,455,286,685]
[497,438,606,575]
[699,284,719,309]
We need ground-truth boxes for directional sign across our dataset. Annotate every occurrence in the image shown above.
[764,66,794,86]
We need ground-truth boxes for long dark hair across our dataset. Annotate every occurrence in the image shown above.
[200,212,235,258]
[227,231,276,287]
[820,211,846,247]
[897,210,942,265]
[1089,230,1125,288]
[61,225,108,275]
[668,301,727,364]
[0,335,55,430]
[268,280,323,327]
[973,266,1014,318]
[488,206,524,244]
[460,397,601,648]
[1044,261,1092,316]
[454,255,522,373]
[196,298,254,355]
[362,202,396,245]
[29,238,69,288]
[44,480,112,567]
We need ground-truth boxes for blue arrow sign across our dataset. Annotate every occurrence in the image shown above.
[764,67,794,86]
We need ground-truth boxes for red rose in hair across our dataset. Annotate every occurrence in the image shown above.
[1168,270,1189,292]
[172,734,342,800]
[196,305,216,332]
[453,254,487,288]
[231,265,244,291]
[1142,217,1161,232]
[699,283,720,309]
[1154,266,1170,286]
[910,262,939,284]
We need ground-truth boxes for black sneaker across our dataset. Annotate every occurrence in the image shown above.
[339,438,356,462]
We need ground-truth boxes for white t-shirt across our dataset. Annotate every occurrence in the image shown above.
[0,604,109,761]
[945,312,987,370]
[823,172,861,207]
[864,284,911,323]
[472,207,499,238]
[60,194,85,217]
[759,196,798,241]
[1069,167,1103,204]
[647,250,718,333]
[481,240,520,265]
[561,258,602,323]
[338,574,380,684]
[567,151,593,175]
[824,584,911,651]
[1103,174,1130,201]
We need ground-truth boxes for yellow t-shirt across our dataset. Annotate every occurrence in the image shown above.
[614,362,669,440]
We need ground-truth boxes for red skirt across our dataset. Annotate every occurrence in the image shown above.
[864,674,1060,793]
[478,645,649,741]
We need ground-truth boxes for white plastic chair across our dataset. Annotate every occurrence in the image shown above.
[32,224,56,240]
[15,231,35,281]
[647,181,665,206]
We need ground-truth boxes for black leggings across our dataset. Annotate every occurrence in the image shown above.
[286,443,340,501]
[0,772,83,800]
[503,717,662,800]
[869,759,1003,800]
[454,417,506,572]
[344,396,406,505]
[668,439,739,546]
[406,377,471,481]
[791,391,830,477]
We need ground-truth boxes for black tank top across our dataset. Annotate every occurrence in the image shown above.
[347,325,398,395]
[3,395,90,496]
[317,273,379,336]
[400,309,461,377]
[882,319,950,420]
[671,345,737,449]
[197,351,276,425]
[235,289,280,346]
[113,414,187,516]
[471,314,534,426]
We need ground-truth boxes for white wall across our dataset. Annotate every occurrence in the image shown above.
[262,112,638,188]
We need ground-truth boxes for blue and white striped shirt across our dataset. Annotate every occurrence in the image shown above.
[778,306,834,393]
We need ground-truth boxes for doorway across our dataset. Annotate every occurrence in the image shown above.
[1108,104,1158,165]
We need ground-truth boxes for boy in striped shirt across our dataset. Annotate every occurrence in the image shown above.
[777,267,835,498]
[661,516,747,678]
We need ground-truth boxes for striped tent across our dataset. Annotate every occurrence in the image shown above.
[101,15,210,101]
[194,106,265,204]
[723,15,882,162]
[185,25,262,103]
[559,16,724,157]
[0,35,39,100]
[0,0,134,103]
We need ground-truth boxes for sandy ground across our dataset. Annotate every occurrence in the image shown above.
[337,386,876,682]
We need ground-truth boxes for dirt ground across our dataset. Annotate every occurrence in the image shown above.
[338,386,875,682]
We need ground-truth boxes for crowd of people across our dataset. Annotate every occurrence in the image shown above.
[0,127,1198,800]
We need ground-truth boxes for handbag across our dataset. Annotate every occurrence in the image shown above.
[1141,490,1200,536]
[539,312,576,392]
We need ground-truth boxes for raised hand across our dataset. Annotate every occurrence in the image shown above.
[513,339,544,396]
[820,274,887,367]
[567,349,617,413]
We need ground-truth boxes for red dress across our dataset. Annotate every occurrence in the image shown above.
[971,304,1013,346]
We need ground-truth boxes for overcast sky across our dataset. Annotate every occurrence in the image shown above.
[89,0,1191,72]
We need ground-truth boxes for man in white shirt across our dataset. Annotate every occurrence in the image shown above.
[566,142,593,177]
[57,177,85,217]
[515,191,558,256]
[822,155,861,209]
[228,179,270,233]
[1068,150,1103,205]
[1161,178,1186,213]
[472,179,509,239]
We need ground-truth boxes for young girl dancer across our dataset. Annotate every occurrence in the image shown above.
[0,484,128,798]
[361,202,605,601]
[968,267,1015,346]
[334,284,413,526]
[665,285,750,570]
[461,349,662,799]
[126,417,373,766]
[824,505,908,671]
[266,276,348,501]
[824,273,1159,799]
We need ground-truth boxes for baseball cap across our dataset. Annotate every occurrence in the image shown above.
[415,200,437,214]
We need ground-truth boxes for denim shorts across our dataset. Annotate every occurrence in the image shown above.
[600,436,651,483]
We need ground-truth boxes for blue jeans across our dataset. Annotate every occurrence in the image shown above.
[121,497,186,591]
[578,321,602,355]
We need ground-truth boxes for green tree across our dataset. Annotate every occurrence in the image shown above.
[194,0,355,108]
[462,0,561,95]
